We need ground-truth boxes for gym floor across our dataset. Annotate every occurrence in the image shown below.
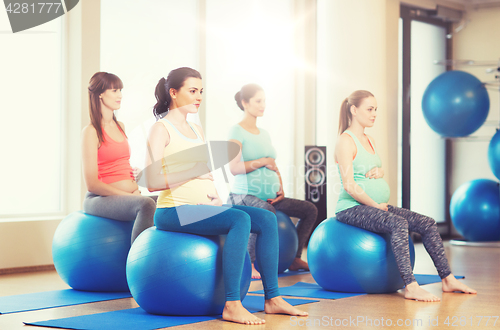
[0,242,498,330]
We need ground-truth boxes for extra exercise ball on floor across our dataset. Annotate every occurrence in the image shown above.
[450,179,500,242]
[307,217,415,294]
[126,227,252,316]
[422,70,489,137]
[256,210,299,274]
[488,130,500,180]
[52,211,133,292]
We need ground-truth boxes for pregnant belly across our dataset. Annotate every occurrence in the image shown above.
[357,178,391,204]
[109,180,139,193]
[248,168,281,201]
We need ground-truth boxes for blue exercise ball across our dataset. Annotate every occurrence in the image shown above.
[450,179,500,242]
[308,217,416,294]
[488,130,500,180]
[126,227,252,316]
[52,211,133,292]
[422,70,489,137]
[256,210,298,274]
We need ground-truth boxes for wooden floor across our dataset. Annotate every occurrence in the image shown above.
[0,242,498,330]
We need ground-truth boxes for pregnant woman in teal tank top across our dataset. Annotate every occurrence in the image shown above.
[228,84,318,279]
[335,90,476,302]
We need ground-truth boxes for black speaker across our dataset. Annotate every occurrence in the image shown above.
[305,146,327,239]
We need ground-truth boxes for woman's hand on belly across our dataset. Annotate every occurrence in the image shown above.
[109,180,140,194]
[365,167,384,179]
[198,193,223,206]
[263,158,278,172]
[267,188,284,205]
[374,203,388,211]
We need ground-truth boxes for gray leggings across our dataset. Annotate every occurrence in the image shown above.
[229,193,318,263]
[83,192,156,243]
[336,205,452,285]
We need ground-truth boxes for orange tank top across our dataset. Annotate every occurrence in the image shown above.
[97,128,134,184]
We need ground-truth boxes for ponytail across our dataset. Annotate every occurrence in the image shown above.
[338,98,351,135]
[338,90,375,135]
[153,67,202,119]
[153,77,169,119]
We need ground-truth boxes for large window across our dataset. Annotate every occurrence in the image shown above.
[0,13,63,218]
[101,0,297,201]
[204,0,296,199]
[399,6,451,229]
[100,0,200,195]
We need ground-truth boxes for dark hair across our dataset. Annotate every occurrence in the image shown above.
[234,83,263,111]
[153,67,202,118]
[338,90,375,135]
[88,72,125,144]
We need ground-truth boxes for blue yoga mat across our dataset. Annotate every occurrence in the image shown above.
[0,290,132,314]
[251,282,366,299]
[24,296,317,330]
[251,275,466,299]
[414,274,464,285]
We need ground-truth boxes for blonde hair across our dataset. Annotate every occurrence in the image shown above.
[338,90,374,135]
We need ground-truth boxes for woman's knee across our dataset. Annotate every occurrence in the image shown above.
[421,216,438,233]
[390,215,409,232]
[230,209,252,232]
[304,201,318,217]
[135,195,157,212]
[260,202,276,214]
[252,209,277,234]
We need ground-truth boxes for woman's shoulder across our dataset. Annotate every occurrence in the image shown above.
[82,124,97,137]
[336,132,356,151]
[338,131,354,143]
[228,123,245,139]
[81,124,99,148]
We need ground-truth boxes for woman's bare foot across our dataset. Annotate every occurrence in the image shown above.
[264,296,308,316]
[442,274,477,294]
[222,300,265,325]
[288,258,309,271]
[405,282,441,302]
[251,263,261,279]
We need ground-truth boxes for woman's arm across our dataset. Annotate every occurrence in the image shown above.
[336,134,387,211]
[144,122,212,192]
[81,125,136,196]
[228,139,276,175]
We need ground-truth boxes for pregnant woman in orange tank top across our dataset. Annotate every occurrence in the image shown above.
[81,72,155,243]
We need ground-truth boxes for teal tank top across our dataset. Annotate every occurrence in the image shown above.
[228,125,281,201]
[335,130,391,213]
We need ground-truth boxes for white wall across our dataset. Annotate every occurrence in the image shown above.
[0,0,100,270]
[450,6,500,193]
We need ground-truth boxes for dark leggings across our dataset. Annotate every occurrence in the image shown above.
[336,205,452,285]
[229,193,318,263]
[83,192,156,243]
[154,204,280,301]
